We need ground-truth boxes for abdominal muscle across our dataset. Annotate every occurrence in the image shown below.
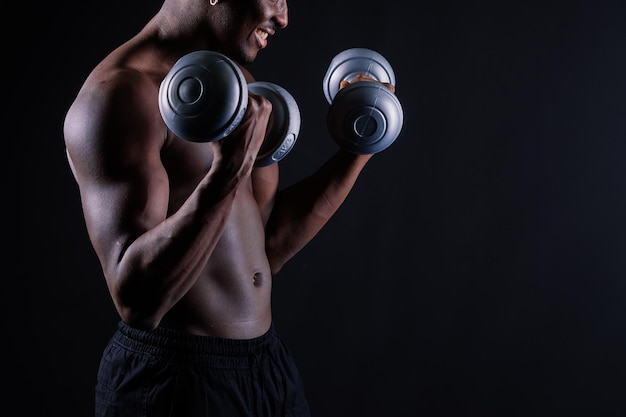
[160,183,274,340]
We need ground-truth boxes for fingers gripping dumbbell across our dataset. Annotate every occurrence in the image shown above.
[323,48,404,154]
[159,50,300,167]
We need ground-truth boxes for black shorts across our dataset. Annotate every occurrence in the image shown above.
[95,321,311,417]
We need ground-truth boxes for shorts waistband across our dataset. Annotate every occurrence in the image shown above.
[113,321,278,366]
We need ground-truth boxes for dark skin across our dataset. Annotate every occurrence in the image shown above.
[64,0,394,339]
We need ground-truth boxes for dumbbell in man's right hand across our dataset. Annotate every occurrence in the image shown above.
[159,50,301,166]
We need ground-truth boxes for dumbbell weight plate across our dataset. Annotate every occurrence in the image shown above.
[322,47,396,104]
[327,81,403,154]
[248,81,301,167]
[159,50,248,142]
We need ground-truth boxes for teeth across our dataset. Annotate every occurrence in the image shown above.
[256,29,268,40]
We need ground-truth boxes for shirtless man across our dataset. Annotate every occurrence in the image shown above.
[63,0,395,415]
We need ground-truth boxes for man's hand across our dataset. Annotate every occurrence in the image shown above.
[340,73,396,94]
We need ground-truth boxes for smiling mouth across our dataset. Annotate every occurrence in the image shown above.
[254,28,270,49]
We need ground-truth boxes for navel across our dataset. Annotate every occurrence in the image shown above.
[253,272,263,287]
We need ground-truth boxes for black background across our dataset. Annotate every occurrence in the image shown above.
[11,1,626,416]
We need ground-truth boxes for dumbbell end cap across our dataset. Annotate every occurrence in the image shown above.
[159,50,248,142]
[327,82,403,154]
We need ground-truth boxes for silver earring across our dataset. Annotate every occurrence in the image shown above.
[210,0,218,5]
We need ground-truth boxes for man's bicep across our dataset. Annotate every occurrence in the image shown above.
[79,158,170,272]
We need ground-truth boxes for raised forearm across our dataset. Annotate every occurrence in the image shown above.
[264,149,372,273]
[112,162,247,329]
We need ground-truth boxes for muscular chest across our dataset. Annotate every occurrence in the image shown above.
[161,137,214,212]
